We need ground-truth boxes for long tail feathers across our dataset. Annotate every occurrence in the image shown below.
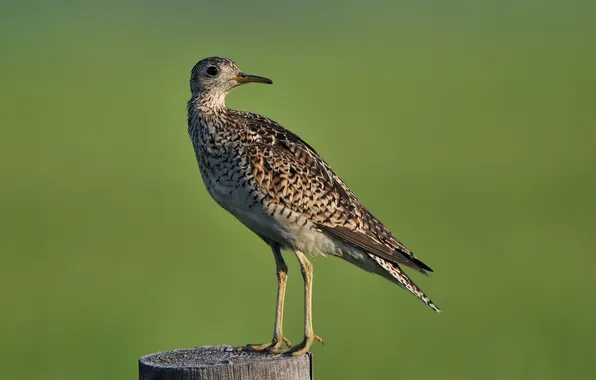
[370,254,441,313]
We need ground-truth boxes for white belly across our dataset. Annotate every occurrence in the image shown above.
[206,179,347,257]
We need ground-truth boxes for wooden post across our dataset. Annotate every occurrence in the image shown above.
[139,345,313,380]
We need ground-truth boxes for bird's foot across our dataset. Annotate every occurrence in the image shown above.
[240,335,292,352]
[268,333,323,356]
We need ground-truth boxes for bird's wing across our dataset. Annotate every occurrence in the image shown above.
[239,112,432,274]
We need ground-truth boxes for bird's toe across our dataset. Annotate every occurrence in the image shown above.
[240,335,292,352]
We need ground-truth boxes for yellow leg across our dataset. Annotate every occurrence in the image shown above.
[242,245,291,351]
[270,250,323,355]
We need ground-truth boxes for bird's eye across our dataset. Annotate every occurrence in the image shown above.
[206,66,218,76]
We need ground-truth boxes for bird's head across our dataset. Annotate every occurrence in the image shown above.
[189,57,272,101]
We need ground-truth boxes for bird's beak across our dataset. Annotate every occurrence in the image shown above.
[232,72,273,84]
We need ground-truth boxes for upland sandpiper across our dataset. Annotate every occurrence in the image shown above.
[187,57,440,356]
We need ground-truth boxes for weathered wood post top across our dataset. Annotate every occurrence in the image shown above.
[139,345,313,380]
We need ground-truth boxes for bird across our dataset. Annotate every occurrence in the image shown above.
[187,56,440,355]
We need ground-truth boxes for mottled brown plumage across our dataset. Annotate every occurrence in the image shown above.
[187,57,440,355]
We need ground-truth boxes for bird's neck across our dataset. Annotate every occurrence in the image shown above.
[188,92,236,142]
[192,91,229,115]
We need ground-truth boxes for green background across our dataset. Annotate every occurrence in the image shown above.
[1,1,595,379]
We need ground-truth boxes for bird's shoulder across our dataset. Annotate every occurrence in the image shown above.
[231,111,431,273]
[232,110,348,200]
[232,110,320,156]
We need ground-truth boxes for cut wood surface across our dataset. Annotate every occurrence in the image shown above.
[139,345,313,380]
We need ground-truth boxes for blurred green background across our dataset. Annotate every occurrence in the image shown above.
[1,1,595,379]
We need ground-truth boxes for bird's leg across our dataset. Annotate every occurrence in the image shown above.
[242,245,291,351]
[270,250,323,355]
